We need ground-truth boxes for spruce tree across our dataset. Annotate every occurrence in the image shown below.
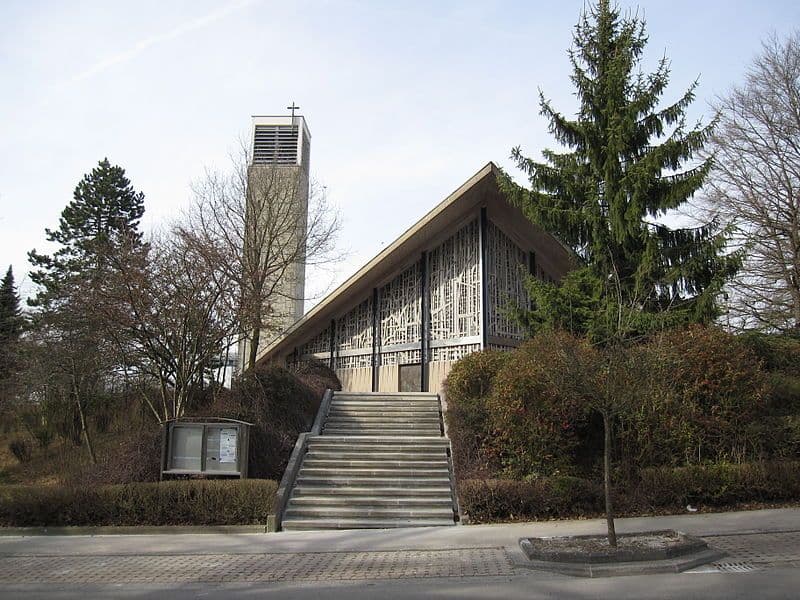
[28,158,145,309]
[0,266,23,383]
[503,0,738,342]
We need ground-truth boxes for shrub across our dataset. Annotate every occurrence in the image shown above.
[485,331,593,478]
[192,360,340,480]
[741,332,800,377]
[459,461,800,523]
[458,477,602,523]
[444,350,511,477]
[637,461,800,508]
[78,426,163,486]
[622,326,770,467]
[0,479,277,527]
[8,439,31,463]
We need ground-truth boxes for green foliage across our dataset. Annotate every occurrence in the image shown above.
[0,266,23,387]
[484,331,593,478]
[459,461,800,522]
[740,331,800,376]
[448,326,789,483]
[444,350,511,477]
[0,479,277,527]
[28,158,146,310]
[622,326,768,467]
[458,477,602,523]
[638,461,800,508]
[502,0,738,340]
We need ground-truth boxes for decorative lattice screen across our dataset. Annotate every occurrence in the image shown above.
[381,349,422,366]
[429,219,480,340]
[298,323,331,357]
[430,344,480,362]
[336,296,373,352]
[487,222,528,340]
[379,263,421,347]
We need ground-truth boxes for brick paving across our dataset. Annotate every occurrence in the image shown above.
[705,531,800,569]
[0,548,513,584]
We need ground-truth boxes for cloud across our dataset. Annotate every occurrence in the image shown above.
[69,0,257,85]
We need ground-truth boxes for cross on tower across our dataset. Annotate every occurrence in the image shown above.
[287,102,300,118]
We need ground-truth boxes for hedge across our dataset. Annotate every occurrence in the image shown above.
[459,461,800,523]
[0,479,277,527]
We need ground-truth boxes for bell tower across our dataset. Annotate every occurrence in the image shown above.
[238,111,311,371]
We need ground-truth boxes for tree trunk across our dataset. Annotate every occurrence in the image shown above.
[247,327,260,371]
[603,410,617,547]
[75,395,97,465]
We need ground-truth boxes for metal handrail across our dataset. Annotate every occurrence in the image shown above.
[268,388,334,532]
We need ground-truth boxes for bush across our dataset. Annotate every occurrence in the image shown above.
[458,477,602,523]
[444,350,511,477]
[8,438,31,463]
[0,479,277,527]
[192,360,340,480]
[485,331,592,478]
[459,461,800,523]
[637,461,800,508]
[621,326,770,467]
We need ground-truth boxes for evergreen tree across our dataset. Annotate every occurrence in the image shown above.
[26,158,146,464]
[0,266,23,383]
[503,0,739,342]
[28,158,145,309]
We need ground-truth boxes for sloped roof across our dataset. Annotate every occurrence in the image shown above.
[255,162,573,363]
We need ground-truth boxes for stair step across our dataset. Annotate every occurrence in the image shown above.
[295,476,453,487]
[291,485,453,497]
[288,496,453,507]
[323,427,441,437]
[281,518,455,531]
[326,414,441,421]
[306,450,447,460]
[302,459,449,469]
[299,466,449,477]
[284,506,454,518]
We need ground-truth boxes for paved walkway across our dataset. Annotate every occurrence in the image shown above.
[0,508,797,585]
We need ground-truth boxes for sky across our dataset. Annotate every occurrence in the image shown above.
[1,0,798,306]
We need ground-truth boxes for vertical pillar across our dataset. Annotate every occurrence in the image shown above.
[479,207,489,350]
[371,287,380,392]
[420,251,430,392]
[328,319,336,370]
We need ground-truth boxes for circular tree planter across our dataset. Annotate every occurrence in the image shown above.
[517,530,725,577]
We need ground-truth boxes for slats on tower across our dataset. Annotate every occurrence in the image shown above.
[253,124,299,164]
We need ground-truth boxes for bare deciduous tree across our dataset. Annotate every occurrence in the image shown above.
[704,32,800,332]
[187,147,341,371]
[103,230,236,421]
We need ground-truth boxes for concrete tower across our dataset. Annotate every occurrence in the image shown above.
[238,113,311,370]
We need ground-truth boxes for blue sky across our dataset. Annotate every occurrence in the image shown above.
[1,0,798,303]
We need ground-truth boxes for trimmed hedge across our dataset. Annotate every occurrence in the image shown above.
[459,477,602,523]
[0,479,277,527]
[459,461,800,523]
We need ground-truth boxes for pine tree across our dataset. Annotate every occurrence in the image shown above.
[28,158,145,309]
[0,266,23,383]
[503,0,739,342]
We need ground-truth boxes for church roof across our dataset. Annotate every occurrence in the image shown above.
[255,161,573,364]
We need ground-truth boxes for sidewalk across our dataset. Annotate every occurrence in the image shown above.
[0,508,798,587]
[1,507,797,556]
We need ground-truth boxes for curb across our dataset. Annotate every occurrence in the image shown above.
[0,524,270,537]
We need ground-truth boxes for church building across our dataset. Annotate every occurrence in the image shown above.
[250,115,575,394]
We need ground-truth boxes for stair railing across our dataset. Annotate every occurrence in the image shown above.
[267,388,334,532]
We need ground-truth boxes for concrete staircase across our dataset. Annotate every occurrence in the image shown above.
[281,392,459,531]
